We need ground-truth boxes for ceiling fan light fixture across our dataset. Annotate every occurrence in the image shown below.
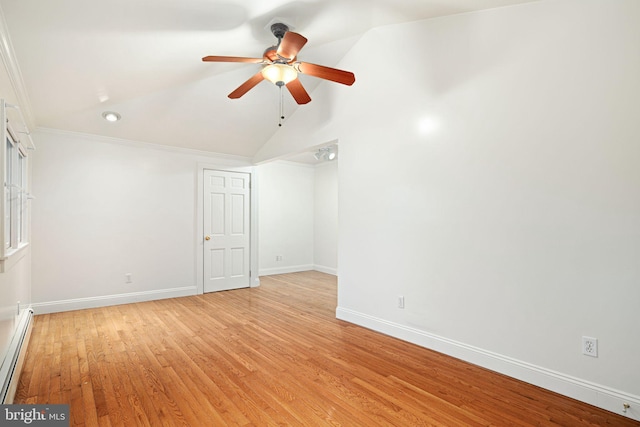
[261,63,298,85]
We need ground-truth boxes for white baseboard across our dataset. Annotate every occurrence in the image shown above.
[259,264,314,276]
[313,265,337,276]
[336,307,640,422]
[32,286,198,315]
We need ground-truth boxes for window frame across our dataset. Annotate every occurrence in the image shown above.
[1,99,30,270]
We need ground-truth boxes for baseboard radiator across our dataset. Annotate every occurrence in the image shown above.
[0,308,34,404]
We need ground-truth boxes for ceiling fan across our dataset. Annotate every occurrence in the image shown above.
[202,23,355,105]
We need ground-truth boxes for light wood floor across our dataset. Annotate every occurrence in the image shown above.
[16,271,638,426]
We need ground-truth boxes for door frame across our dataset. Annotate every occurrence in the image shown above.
[196,162,259,294]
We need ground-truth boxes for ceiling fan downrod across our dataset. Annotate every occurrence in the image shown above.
[270,23,289,45]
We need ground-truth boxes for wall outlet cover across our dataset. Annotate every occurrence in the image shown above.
[582,336,598,357]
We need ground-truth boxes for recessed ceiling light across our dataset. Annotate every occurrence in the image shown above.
[102,111,121,122]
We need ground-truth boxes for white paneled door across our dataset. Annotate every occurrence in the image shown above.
[203,170,251,292]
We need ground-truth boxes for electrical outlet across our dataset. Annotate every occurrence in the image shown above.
[398,295,405,309]
[125,273,133,284]
[582,336,598,357]
[275,255,283,261]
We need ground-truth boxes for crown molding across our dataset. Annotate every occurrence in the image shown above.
[0,6,35,129]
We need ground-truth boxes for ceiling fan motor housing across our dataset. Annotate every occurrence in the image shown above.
[270,23,289,40]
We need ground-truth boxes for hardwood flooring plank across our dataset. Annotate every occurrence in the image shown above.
[15,272,639,426]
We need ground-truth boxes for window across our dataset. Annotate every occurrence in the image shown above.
[1,99,31,270]
[5,137,12,249]
[5,129,27,250]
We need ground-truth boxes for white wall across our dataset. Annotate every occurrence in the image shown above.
[258,161,315,275]
[314,161,338,274]
[257,159,339,276]
[0,43,31,376]
[0,251,30,378]
[30,129,252,313]
[253,0,640,419]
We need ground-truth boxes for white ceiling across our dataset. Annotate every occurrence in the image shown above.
[0,0,535,161]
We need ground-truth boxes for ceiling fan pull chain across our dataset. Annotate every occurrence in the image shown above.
[278,84,285,127]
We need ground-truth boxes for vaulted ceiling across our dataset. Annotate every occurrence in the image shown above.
[0,0,536,160]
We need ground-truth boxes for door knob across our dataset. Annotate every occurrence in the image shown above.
[205,235,211,241]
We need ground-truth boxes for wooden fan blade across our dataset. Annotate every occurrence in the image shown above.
[297,62,355,86]
[277,32,307,61]
[285,79,311,104]
[202,56,264,63]
[228,71,265,99]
